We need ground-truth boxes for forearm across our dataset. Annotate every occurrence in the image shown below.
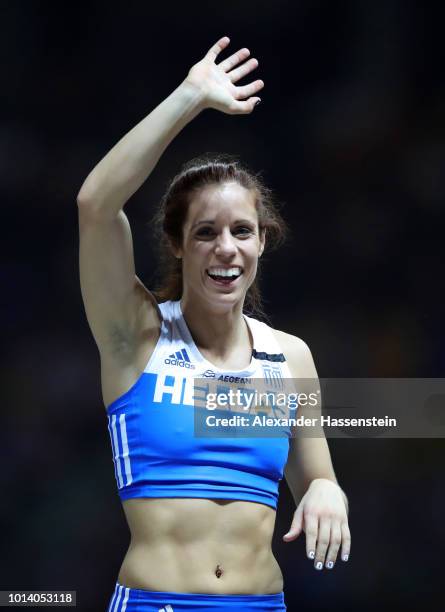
[77,80,205,217]
[285,436,349,514]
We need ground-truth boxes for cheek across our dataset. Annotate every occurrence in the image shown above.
[246,241,262,260]
[248,259,259,276]
[182,242,210,270]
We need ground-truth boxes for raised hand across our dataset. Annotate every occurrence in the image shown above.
[184,36,264,115]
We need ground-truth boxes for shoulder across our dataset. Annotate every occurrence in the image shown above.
[270,327,318,378]
[270,327,309,354]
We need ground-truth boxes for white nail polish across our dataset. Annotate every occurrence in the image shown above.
[326,561,334,569]
[308,551,315,559]
[342,554,349,562]
[315,561,323,570]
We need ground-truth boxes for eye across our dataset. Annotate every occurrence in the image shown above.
[234,226,254,236]
[195,227,215,238]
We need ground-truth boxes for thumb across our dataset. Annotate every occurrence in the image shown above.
[283,505,304,542]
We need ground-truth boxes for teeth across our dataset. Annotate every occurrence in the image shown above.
[207,267,242,278]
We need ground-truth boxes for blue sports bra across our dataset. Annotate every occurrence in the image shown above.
[105,300,293,510]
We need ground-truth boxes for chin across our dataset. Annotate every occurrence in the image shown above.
[205,289,244,311]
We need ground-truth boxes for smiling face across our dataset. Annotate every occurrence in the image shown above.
[174,181,265,312]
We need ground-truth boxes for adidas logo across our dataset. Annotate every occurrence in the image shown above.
[164,347,195,369]
[158,606,174,612]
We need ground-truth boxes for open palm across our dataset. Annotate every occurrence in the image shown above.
[185,36,264,115]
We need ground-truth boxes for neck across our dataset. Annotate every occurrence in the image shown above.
[180,295,250,360]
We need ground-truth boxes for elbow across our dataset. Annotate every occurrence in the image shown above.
[76,184,110,221]
[76,181,102,210]
[76,172,125,220]
[76,166,108,209]
[76,188,89,209]
[76,188,122,224]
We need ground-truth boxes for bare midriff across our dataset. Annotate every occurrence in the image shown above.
[117,497,283,594]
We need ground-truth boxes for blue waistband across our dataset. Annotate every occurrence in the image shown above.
[108,582,286,611]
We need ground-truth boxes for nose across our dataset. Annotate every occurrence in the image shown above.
[214,228,237,258]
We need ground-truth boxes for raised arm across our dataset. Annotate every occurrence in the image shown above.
[77,36,264,358]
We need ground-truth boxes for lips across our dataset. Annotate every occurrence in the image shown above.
[206,268,243,286]
[206,266,243,277]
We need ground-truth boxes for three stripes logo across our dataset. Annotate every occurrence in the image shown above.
[108,584,174,612]
[164,347,195,369]
[107,414,133,490]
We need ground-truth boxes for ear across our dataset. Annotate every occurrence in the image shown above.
[169,239,182,259]
[259,228,266,257]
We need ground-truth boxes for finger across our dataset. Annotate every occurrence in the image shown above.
[227,58,259,84]
[325,521,342,570]
[340,521,351,562]
[314,517,330,570]
[218,47,251,72]
[230,96,262,115]
[206,36,231,61]
[304,512,318,562]
[234,80,264,101]
[283,506,304,542]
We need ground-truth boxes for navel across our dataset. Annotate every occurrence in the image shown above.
[215,564,224,578]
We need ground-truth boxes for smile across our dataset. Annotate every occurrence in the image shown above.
[206,266,243,285]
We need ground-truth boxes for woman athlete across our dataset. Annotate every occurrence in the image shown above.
[78,36,350,612]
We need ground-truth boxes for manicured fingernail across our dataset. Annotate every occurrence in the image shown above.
[342,554,349,562]
[315,561,323,570]
[255,99,261,106]
[308,551,315,559]
[326,561,334,569]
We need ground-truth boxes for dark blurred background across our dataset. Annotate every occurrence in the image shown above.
[2,1,444,610]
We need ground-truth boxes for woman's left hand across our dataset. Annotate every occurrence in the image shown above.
[282,478,351,571]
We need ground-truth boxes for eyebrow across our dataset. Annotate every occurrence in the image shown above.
[191,219,255,230]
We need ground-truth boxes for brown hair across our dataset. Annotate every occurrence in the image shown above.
[150,154,288,319]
